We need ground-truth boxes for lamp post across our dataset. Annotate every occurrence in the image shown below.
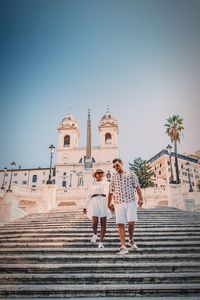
[166,144,175,184]
[7,161,16,192]
[69,173,72,187]
[185,162,193,192]
[46,144,55,184]
[1,167,7,190]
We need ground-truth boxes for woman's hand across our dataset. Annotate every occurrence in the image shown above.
[108,204,114,212]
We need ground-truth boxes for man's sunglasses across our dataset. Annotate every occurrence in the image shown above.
[113,164,120,168]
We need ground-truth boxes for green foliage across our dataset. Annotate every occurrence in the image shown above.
[129,157,155,189]
[164,114,184,143]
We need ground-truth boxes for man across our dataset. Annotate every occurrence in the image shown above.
[108,158,143,255]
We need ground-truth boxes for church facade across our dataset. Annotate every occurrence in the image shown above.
[0,109,119,190]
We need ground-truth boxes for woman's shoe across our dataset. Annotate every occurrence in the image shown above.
[98,242,104,249]
[90,234,97,244]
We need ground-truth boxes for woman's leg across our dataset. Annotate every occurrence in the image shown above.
[100,217,107,242]
[92,216,98,235]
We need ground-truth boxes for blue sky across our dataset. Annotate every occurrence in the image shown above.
[0,0,200,169]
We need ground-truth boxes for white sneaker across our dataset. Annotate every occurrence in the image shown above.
[117,246,129,255]
[98,242,104,249]
[128,240,138,250]
[91,234,97,244]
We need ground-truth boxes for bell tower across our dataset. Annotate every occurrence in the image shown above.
[57,113,80,164]
[98,108,119,148]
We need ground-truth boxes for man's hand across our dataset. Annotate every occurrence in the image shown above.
[83,208,87,214]
[138,198,143,207]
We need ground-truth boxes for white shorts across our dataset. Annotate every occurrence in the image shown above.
[114,202,137,224]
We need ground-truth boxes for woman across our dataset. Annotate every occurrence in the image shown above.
[83,168,111,249]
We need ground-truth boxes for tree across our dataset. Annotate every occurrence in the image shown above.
[164,115,184,184]
[129,157,155,188]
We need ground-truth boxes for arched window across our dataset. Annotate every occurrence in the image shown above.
[32,175,37,182]
[105,133,112,144]
[64,135,70,146]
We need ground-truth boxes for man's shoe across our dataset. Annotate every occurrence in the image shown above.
[117,246,129,255]
[98,242,104,249]
[91,234,97,244]
[128,240,138,250]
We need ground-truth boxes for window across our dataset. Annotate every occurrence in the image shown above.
[63,172,66,176]
[22,180,27,185]
[43,171,46,175]
[105,133,112,144]
[13,173,17,176]
[62,181,66,187]
[42,180,46,184]
[24,173,27,176]
[52,169,56,176]
[159,171,161,175]
[64,135,70,146]
[32,175,37,182]
[160,163,162,167]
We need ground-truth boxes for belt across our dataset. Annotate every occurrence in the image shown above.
[91,194,106,198]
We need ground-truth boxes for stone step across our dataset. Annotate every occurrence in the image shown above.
[1,227,200,235]
[0,272,199,285]
[1,240,200,248]
[1,246,200,254]
[0,262,200,274]
[0,283,199,298]
[10,215,200,223]
[1,231,200,238]
[0,253,199,264]
[1,235,199,243]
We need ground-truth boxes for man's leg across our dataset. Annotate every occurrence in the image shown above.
[100,217,106,242]
[117,223,126,247]
[128,221,135,242]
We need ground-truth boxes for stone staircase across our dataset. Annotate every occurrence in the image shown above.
[0,206,200,298]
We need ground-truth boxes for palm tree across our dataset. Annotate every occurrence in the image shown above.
[164,115,184,184]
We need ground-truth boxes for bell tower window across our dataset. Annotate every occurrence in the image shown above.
[105,133,112,144]
[64,135,70,146]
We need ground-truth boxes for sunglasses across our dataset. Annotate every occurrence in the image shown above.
[113,164,120,168]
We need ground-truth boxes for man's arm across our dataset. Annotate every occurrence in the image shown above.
[136,186,143,207]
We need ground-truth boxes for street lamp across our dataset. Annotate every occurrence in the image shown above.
[69,173,72,187]
[1,167,7,190]
[166,144,175,184]
[185,162,193,192]
[7,161,16,192]
[46,144,55,184]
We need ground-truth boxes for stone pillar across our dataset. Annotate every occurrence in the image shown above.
[167,184,184,210]
[42,184,57,211]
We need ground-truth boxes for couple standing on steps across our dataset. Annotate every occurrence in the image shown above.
[83,158,144,255]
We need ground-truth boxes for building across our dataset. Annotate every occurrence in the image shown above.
[0,109,119,190]
[148,149,200,192]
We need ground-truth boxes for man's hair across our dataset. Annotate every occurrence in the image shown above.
[112,158,123,164]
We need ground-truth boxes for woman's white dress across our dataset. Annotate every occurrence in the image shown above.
[85,180,112,220]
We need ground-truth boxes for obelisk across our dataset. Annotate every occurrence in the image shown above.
[84,109,93,170]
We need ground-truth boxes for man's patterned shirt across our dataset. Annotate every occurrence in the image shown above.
[109,171,140,204]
